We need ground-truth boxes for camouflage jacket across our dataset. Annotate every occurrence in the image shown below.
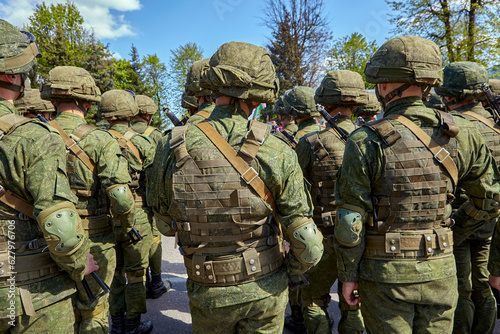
[149,103,314,308]
[109,124,156,225]
[187,101,215,125]
[283,122,298,133]
[295,118,322,141]
[131,121,162,146]
[0,99,90,316]
[335,97,500,283]
[54,112,131,244]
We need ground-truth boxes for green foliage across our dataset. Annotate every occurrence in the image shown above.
[142,54,169,130]
[326,33,377,88]
[387,0,500,66]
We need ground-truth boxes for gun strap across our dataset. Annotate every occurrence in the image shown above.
[0,185,35,219]
[143,126,156,137]
[196,110,210,119]
[108,129,142,164]
[385,114,458,188]
[48,120,97,174]
[195,121,283,236]
[463,111,500,135]
[327,128,345,144]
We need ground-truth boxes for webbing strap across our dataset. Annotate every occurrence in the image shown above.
[0,114,33,135]
[327,128,345,144]
[0,185,35,219]
[385,115,458,188]
[49,121,97,174]
[143,126,156,137]
[196,110,210,119]
[463,111,500,136]
[108,129,142,163]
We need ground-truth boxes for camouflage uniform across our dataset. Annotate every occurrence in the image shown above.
[334,36,500,333]
[149,41,324,334]
[185,58,215,125]
[352,93,381,124]
[40,66,134,334]
[435,61,499,334]
[0,20,90,334]
[14,83,55,120]
[101,90,154,334]
[272,95,298,147]
[294,70,366,334]
[284,86,322,142]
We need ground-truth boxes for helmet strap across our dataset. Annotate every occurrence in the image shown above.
[0,79,24,99]
[75,100,88,114]
[376,83,411,109]
[421,86,432,101]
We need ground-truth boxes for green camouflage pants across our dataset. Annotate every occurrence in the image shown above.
[190,287,288,334]
[148,220,162,275]
[453,234,497,334]
[359,276,458,334]
[73,232,116,334]
[301,234,364,334]
[0,296,74,334]
[110,220,152,318]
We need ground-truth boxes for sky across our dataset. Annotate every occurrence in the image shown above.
[0,0,394,65]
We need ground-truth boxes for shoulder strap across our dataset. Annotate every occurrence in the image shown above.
[385,114,459,188]
[143,126,156,137]
[0,114,34,137]
[239,120,269,162]
[327,128,345,143]
[196,110,210,119]
[108,129,142,163]
[463,111,500,136]
[434,109,459,137]
[0,185,35,219]
[296,130,307,137]
[306,132,329,161]
[364,119,402,146]
[72,124,95,141]
[48,120,97,174]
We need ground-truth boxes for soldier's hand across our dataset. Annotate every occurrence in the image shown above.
[489,275,500,290]
[342,281,361,305]
[84,253,99,275]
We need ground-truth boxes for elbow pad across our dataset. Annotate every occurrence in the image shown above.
[107,184,134,214]
[153,210,176,237]
[334,205,364,247]
[37,202,84,256]
[287,219,324,265]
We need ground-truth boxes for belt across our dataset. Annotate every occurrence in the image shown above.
[81,214,112,237]
[0,251,60,286]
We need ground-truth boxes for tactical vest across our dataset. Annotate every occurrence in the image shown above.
[364,113,457,260]
[305,129,346,234]
[169,121,283,286]
[0,114,61,317]
[109,129,145,207]
[50,121,111,238]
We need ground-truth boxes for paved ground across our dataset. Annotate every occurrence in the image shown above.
[142,235,500,334]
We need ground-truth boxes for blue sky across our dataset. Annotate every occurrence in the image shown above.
[1,0,393,65]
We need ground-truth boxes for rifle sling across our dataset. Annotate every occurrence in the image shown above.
[0,186,35,220]
[462,111,500,135]
[49,121,97,174]
[385,114,459,188]
[108,129,142,163]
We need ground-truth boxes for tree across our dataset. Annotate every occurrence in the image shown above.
[142,54,169,130]
[387,0,500,66]
[263,0,332,92]
[326,33,378,88]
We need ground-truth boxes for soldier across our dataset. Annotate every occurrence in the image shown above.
[14,80,55,120]
[435,61,499,334]
[148,41,324,334]
[293,70,366,334]
[100,89,155,334]
[275,95,298,132]
[423,92,446,111]
[40,66,135,334]
[185,58,215,125]
[352,93,381,124]
[0,20,96,333]
[481,78,500,119]
[132,95,163,145]
[181,91,198,115]
[283,86,321,142]
[334,36,500,333]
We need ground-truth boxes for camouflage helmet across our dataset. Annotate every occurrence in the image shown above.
[99,89,138,119]
[272,96,286,116]
[136,95,158,115]
[315,70,368,107]
[181,91,198,109]
[0,19,41,75]
[423,92,445,111]
[41,66,101,103]
[185,58,211,97]
[488,78,500,96]
[435,61,488,99]
[200,41,279,104]
[15,82,55,114]
[352,93,381,116]
[364,36,442,87]
[283,86,320,117]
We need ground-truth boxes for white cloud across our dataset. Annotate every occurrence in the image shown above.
[0,0,141,39]
[112,51,122,60]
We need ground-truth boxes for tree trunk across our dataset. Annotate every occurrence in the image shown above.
[467,0,478,60]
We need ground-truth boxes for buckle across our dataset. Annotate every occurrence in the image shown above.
[245,130,265,145]
[434,147,450,163]
[241,167,258,184]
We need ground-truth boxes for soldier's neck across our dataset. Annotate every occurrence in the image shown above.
[329,107,352,117]
[57,108,85,118]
